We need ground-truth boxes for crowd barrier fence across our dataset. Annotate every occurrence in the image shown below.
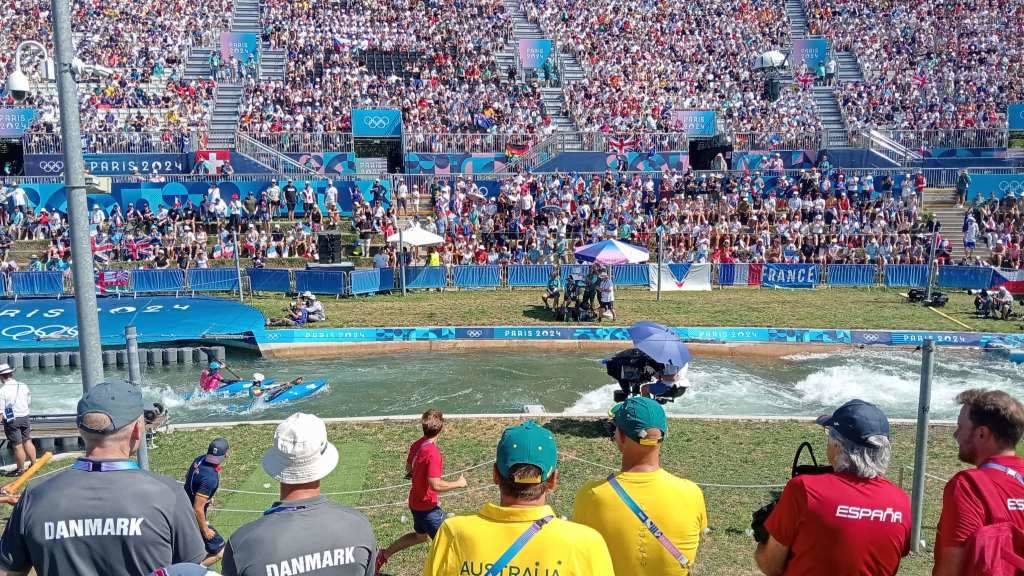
[0,262,1005,299]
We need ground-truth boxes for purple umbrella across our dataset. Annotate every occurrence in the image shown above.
[574,239,650,265]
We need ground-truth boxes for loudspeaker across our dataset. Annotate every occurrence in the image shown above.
[316,234,343,263]
[763,78,781,102]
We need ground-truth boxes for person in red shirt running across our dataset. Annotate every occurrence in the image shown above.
[934,388,1024,576]
[376,409,467,574]
[755,399,911,576]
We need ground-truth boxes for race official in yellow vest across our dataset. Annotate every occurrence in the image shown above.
[574,397,707,575]
[423,421,614,576]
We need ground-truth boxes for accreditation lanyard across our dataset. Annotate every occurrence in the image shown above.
[607,474,689,567]
[72,459,141,472]
[263,504,311,516]
[981,462,1024,487]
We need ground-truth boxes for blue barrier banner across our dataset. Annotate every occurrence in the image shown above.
[0,108,37,138]
[508,265,554,287]
[762,264,820,288]
[9,272,64,297]
[352,108,402,138]
[669,110,717,138]
[24,153,190,176]
[611,264,649,286]
[0,296,266,350]
[1010,102,1024,131]
[132,269,185,293]
[826,264,877,287]
[351,268,396,295]
[937,266,994,290]
[518,39,553,68]
[453,266,500,288]
[884,265,929,287]
[247,268,291,293]
[294,270,345,295]
[187,269,240,292]
[404,266,447,290]
[966,174,1024,202]
[560,265,590,286]
[379,268,395,291]
[791,37,830,72]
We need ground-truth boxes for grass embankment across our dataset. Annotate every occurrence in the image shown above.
[251,287,1022,333]
[24,418,960,575]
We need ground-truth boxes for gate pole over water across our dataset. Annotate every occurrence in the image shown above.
[657,233,663,301]
[910,338,934,553]
[399,226,407,296]
[232,230,244,302]
[125,325,150,470]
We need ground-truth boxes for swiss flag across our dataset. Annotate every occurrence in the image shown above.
[195,150,230,175]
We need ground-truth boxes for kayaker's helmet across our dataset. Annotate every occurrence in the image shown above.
[253,373,265,383]
[209,361,221,370]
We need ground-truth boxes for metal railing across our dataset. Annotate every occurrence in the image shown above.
[870,129,1009,151]
[245,132,354,154]
[234,133,315,175]
[23,132,199,154]
[576,132,689,153]
[403,132,539,154]
[732,132,822,151]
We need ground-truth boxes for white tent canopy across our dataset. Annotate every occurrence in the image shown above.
[386,225,444,247]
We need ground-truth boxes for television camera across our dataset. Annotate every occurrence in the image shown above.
[605,347,688,405]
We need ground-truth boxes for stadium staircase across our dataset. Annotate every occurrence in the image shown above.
[183,48,214,81]
[784,0,808,40]
[208,84,243,149]
[924,188,986,262]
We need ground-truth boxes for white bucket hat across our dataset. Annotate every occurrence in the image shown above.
[0,363,14,375]
[262,413,338,484]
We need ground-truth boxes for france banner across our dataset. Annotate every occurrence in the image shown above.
[0,108,38,137]
[762,263,820,288]
[647,263,711,291]
[518,39,553,69]
[790,37,829,72]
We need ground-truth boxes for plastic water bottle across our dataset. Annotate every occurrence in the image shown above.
[399,514,407,524]
[744,528,754,538]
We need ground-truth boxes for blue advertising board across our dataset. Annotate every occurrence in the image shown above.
[791,37,830,72]
[966,173,1024,201]
[0,296,265,350]
[352,108,402,138]
[24,153,190,176]
[0,108,37,137]
[762,264,820,288]
[518,39,553,69]
[669,110,717,138]
[1009,102,1024,131]
[220,32,260,62]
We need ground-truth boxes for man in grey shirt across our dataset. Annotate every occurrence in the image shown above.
[0,379,207,575]
[222,413,376,576]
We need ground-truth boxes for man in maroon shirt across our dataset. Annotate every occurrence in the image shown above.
[376,409,466,574]
[934,388,1024,576]
[755,399,911,575]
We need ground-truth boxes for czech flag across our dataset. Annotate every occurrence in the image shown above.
[718,263,763,286]
[990,268,1024,294]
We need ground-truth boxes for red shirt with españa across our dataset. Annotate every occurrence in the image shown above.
[407,437,443,512]
[764,471,911,575]
[936,454,1024,548]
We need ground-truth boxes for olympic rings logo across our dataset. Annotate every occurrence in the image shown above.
[998,180,1024,193]
[363,116,392,129]
[1,324,78,341]
[466,330,483,338]
[38,161,65,173]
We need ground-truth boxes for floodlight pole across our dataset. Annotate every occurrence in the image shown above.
[910,338,934,553]
[48,0,104,392]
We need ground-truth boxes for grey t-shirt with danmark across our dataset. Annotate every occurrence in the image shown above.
[222,496,376,576]
[0,461,207,575]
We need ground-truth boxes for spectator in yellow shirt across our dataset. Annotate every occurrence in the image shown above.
[574,397,707,575]
[423,421,615,576]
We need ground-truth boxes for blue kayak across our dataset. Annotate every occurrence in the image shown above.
[182,379,276,401]
[225,379,328,412]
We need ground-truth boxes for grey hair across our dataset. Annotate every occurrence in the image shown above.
[828,428,891,479]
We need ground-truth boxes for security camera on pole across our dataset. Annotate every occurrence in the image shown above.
[8,9,114,393]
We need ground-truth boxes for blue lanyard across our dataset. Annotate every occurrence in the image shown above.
[263,504,310,516]
[72,459,141,472]
[981,462,1024,487]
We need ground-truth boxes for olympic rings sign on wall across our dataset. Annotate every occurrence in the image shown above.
[363,116,392,129]
[1,324,78,342]
[38,161,65,173]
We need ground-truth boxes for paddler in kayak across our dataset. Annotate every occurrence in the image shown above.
[199,361,226,392]
[253,376,304,404]
[248,373,267,399]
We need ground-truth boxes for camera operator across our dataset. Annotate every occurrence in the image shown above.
[640,364,685,401]
[754,400,910,576]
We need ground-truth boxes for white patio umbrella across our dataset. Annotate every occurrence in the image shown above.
[754,50,787,70]
[386,225,444,247]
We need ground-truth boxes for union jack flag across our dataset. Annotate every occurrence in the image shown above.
[126,238,154,261]
[91,238,115,263]
[607,135,637,154]
[95,270,130,294]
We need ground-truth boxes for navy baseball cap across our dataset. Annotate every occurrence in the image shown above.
[207,438,229,463]
[77,380,145,434]
[816,399,890,447]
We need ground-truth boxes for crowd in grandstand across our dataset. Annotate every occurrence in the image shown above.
[806,0,1024,133]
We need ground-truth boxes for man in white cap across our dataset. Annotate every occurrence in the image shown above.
[221,413,377,576]
[300,291,326,323]
[0,363,35,476]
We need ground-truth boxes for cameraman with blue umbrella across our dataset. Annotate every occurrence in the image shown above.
[630,321,690,403]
